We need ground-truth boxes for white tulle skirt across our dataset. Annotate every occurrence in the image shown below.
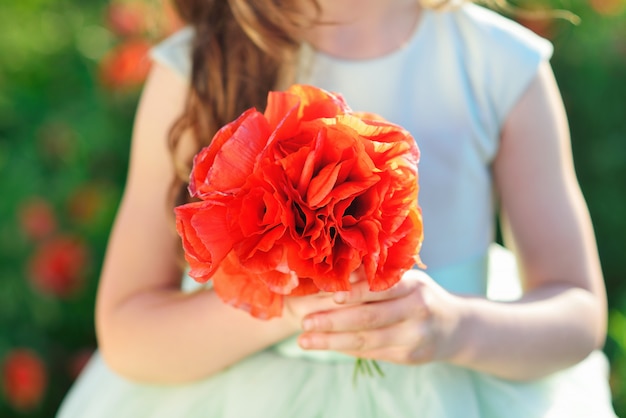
[57,246,617,417]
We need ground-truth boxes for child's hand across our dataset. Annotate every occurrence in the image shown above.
[282,269,364,333]
[282,291,339,332]
[295,269,465,365]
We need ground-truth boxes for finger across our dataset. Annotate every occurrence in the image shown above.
[333,275,416,304]
[301,295,347,313]
[283,292,346,322]
[299,327,394,352]
[303,299,408,332]
[299,320,425,354]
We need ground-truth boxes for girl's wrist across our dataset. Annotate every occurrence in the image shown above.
[432,292,473,365]
[281,300,304,334]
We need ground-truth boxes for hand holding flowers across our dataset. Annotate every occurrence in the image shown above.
[175,84,426,378]
[292,268,465,368]
[176,84,424,318]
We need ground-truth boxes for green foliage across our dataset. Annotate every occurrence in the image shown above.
[511,0,626,411]
[0,0,624,416]
[549,4,626,301]
[0,0,138,415]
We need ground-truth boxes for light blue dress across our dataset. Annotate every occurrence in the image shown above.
[57,4,617,417]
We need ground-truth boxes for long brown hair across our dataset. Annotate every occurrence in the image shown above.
[167,0,318,209]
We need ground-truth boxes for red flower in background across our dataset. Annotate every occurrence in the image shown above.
[176,85,423,319]
[99,0,184,91]
[106,0,183,37]
[18,198,57,240]
[2,349,47,412]
[28,235,90,298]
[106,1,147,37]
[99,39,152,90]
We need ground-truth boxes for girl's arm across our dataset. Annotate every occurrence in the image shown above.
[298,62,607,381]
[96,64,336,384]
[463,60,607,378]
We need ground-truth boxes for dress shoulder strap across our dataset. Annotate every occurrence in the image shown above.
[149,27,194,80]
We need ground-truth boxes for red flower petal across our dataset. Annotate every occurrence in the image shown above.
[339,218,381,261]
[264,85,351,146]
[175,200,239,281]
[212,254,283,319]
[190,109,270,197]
[306,162,343,207]
[264,91,301,133]
[234,231,285,272]
[279,144,314,193]
[257,268,300,295]
[289,277,320,296]
[309,239,358,292]
[286,84,351,120]
[370,209,424,291]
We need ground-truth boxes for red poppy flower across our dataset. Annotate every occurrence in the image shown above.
[176,85,423,319]
[28,235,90,298]
[2,349,47,412]
[99,39,152,90]
[18,198,57,240]
[106,2,147,37]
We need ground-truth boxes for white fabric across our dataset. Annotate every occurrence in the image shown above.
[149,26,194,81]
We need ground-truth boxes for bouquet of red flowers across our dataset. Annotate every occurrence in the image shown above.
[175,85,423,321]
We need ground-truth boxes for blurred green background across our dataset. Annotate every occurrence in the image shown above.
[0,0,624,416]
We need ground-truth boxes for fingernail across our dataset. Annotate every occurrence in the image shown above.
[299,336,311,349]
[334,292,347,303]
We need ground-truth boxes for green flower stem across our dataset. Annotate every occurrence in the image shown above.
[353,358,385,386]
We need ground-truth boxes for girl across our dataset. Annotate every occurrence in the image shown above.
[58,0,617,416]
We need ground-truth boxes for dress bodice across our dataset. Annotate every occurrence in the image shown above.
[294,6,552,272]
[153,4,552,298]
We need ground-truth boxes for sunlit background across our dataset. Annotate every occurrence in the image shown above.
[0,0,624,416]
